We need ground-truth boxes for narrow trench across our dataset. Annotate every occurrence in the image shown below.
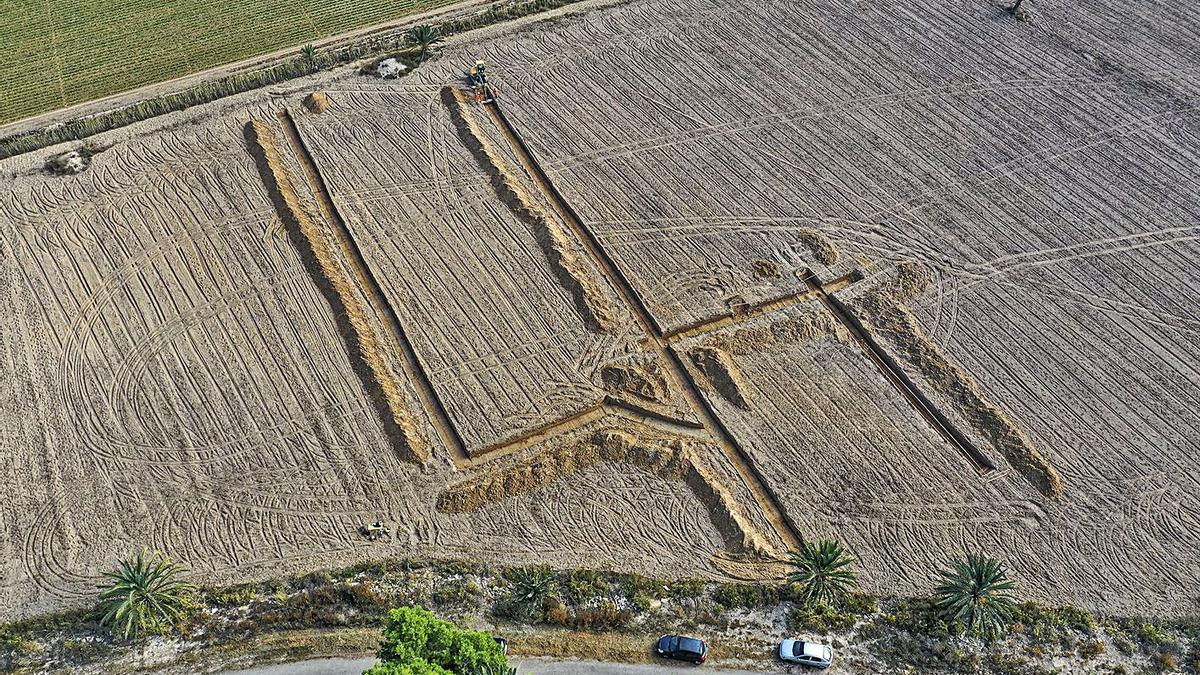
[483,97,804,552]
[273,109,471,466]
[243,122,414,465]
[800,270,997,473]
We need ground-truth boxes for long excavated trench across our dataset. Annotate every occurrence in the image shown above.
[800,270,997,473]
[483,98,805,552]
[273,109,471,467]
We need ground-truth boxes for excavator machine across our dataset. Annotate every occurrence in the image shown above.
[467,60,495,103]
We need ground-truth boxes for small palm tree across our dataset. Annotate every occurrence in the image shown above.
[508,565,556,612]
[300,44,318,71]
[934,554,1017,638]
[786,539,858,606]
[1008,0,1025,14]
[407,24,443,62]
[97,549,195,639]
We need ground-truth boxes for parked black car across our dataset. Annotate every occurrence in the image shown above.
[655,634,708,664]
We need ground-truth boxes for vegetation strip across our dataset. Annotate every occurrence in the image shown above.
[5,553,1196,674]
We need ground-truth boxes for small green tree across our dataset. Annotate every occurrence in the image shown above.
[366,606,507,674]
[786,539,858,607]
[97,549,194,639]
[300,44,318,71]
[934,554,1017,638]
[407,25,443,62]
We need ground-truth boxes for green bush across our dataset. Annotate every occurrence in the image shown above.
[369,606,506,674]
[786,540,858,607]
[564,570,610,605]
[713,583,782,609]
[432,579,483,610]
[97,549,195,639]
[787,602,857,634]
[666,580,706,600]
[933,554,1017,638]
[205,584,260,607]
[1138,623,1173,646]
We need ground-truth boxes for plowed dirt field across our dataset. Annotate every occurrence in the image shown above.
[2,0,1197,620]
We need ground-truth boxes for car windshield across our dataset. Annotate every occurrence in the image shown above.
[679,638,703,654]
[666,636,679,651]
[792,641,807,657]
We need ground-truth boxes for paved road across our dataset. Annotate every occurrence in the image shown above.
[220,656,769,674]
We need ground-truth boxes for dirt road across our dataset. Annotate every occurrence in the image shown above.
[218,656,770,674]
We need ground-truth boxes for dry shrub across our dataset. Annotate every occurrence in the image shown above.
[570,602,633,631]
[850,262,1063,497]
[345,581,389,610]
[441,86,618,331]
[245,119,428,463]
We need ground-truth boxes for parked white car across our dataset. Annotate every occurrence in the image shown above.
[779,639,833,668]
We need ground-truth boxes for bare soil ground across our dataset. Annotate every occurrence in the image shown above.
[2,0,1198,623]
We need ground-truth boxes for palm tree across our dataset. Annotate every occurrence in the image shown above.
[1008,0,1025,14]
[508,565,556,612]
[300,44,318,71]
[97,549,195,639]
[934,554,1017,638]
[407,24,443,62]
[786,539,858,607]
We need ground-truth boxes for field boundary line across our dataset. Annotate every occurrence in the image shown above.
[273,108,470,466]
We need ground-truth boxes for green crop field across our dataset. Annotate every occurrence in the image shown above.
[0,0,461,126]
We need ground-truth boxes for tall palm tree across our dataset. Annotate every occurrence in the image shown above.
[934,554,1018,638]
[786,539,858,606]
[1008,0,1025,14]
[97,549,194,638]
[407,24,443,62]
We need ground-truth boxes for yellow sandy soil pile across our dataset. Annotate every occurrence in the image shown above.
[438,427,773,554]
[441,87,618,332]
